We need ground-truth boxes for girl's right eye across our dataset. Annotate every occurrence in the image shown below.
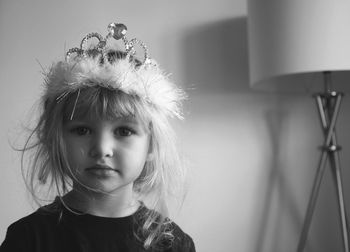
[71,127,91,136]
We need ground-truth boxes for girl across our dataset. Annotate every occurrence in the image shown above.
[1,22,195,252]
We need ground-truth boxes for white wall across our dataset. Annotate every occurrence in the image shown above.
[1,1,350,251]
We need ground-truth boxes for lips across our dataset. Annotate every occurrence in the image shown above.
[86,164,116,171]
[85,164,118,176]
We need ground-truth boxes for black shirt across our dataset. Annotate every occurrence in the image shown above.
[0,200,195,252]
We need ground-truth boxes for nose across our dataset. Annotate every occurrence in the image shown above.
[89,132,114,158]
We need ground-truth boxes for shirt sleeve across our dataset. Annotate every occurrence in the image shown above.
[170,222,196,252]
[184,233,196,252]
[0,223,30,252]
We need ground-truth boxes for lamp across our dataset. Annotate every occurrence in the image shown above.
[247,0,350,251]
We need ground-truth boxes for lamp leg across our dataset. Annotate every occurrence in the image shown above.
[297,93,346,252]
[329,140,349,252]
[296,147,329,252]
[319,92,349,252]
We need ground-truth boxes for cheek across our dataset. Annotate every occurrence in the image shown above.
[135,140,151,165]
[65,141,88,165]
[70,148,86,160]
[122,140,150,166]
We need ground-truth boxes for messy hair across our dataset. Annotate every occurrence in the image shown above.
[21,51,186,250]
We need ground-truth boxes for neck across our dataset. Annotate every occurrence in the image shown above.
[63,184,140,218]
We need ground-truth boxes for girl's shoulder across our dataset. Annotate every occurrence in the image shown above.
[166,221,195,252]
[134,204,195,251]
[0,200,63,252]
[6,199,62,229]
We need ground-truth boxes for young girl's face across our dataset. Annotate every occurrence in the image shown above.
[62,116,151,194]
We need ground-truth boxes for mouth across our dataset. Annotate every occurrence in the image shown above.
[85,164,118,176]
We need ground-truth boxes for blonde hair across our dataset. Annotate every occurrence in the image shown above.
[21,52,186,250]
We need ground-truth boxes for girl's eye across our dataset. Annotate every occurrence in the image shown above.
[71,127,91,136]
[115,127,134,137]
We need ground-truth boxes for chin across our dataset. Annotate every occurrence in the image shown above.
[76,179,132,195]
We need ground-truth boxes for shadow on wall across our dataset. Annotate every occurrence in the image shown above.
[181,17,310,252]
[254,110,305,252]
[182,17,250,93]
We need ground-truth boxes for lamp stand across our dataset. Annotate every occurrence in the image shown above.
[297,72,349,252]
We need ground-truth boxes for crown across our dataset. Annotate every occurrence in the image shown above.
[44,22,185,119]
[65,22,153,66]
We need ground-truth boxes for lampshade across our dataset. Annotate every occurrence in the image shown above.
[247,0,350,93]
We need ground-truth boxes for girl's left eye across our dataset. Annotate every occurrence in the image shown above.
[115,127,134,137]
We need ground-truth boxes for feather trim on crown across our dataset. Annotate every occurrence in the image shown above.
[43,22,185,119]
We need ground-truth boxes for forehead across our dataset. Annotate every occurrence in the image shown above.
[66,115,140,125]
[62,87,150,126]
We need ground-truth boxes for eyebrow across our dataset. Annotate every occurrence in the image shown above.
[117,117,149,132]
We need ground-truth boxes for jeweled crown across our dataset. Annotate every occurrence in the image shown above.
[66,22,152,66]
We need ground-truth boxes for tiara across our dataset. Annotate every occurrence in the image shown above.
[44,22,185,119]
[65,22,153,66]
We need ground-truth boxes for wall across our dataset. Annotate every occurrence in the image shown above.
[1,0,350,251]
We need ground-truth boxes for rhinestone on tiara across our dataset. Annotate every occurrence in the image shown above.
[65,22,151,65]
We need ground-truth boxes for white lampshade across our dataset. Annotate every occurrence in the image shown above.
[247,0,350,93]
